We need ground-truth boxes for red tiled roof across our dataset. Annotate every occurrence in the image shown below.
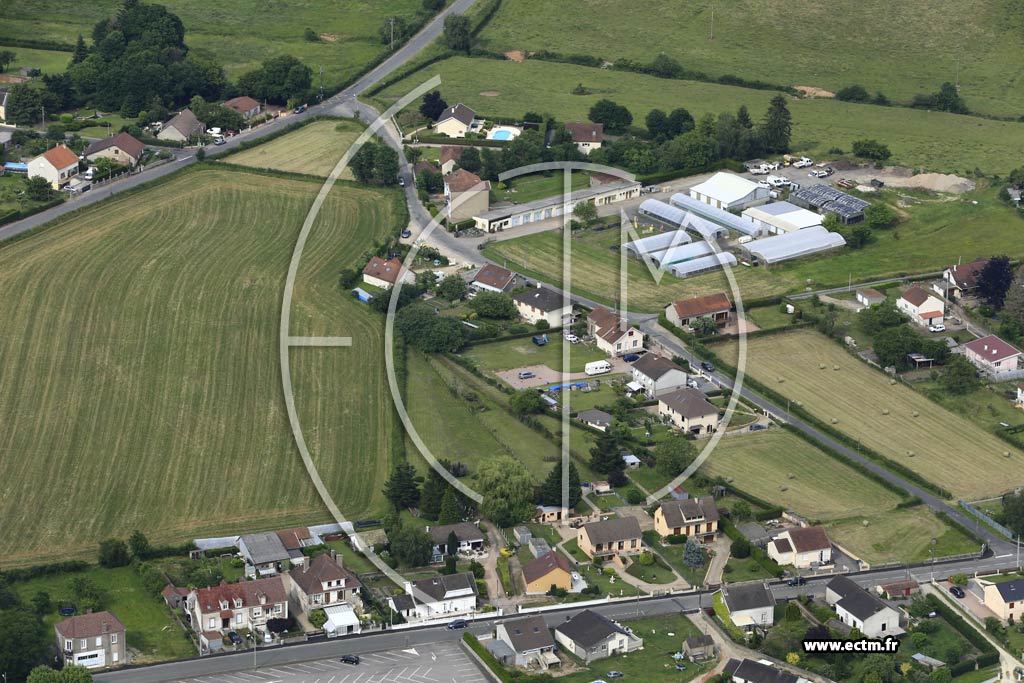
[194,577,287,614]
[56,611,125,639]
[786,525,831,553]
[964,334,1022,362]
[223,96,260,113]
[473,263,514,290]
[670,292,731,320]
[288,553,361,596]
[564,122,604,143]
[162,584,189,600]
[276,527,311,551]
[440,146,462,166]
[900,286,932,307]
[41,144,79,169]
[947,259,987,289]
[919,310,943,319]
[362,256,408,285]
[445,168,486,193]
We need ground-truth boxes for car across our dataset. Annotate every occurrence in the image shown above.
[793,157,813,168]
[227,631,242,645]
[565,334,580,344]
[447,618,469,630]
[213,137,226,145]
[788,576,807,586]
[293,104,307,114]
[749,424,767,432]
[675,663,688,671]
[623,353,640,362]
[340,654,361,665]
[607,672,624,678]
[401,229,412,238]
[949,586,966,599]
[398,176,405,187]
[929,323,946,332]
[700,361,715,373]
[518,371,535,379]
[756,180,771,189]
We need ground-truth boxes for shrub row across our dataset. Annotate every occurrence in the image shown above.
[720,517,783,577]
[0,37,74,51]
[637,158,744,185]
[1,559,90,583]
[0,197,66,229]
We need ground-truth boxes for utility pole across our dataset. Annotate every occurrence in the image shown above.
[710,1,714,41]
[389,17,396,51]
[319,65,324,103]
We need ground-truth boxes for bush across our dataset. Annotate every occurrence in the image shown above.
[730,538,752,559]
[852,139,892,161]
[625,488,645,505]
[666,534,687,545]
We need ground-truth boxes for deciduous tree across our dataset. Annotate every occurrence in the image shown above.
[978,255,1013,308]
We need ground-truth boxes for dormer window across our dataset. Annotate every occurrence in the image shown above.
[220,600,229,610]
[233,598,243,609]
[259,594,267,605]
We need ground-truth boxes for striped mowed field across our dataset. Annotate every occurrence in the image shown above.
[702,430,976,563]
[227,120,363,178]
[715,330,1024,500]
[0,166,404,566]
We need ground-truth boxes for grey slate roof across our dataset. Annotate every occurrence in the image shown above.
[993,578,1024,603]
[632,353,683,381]
[437,103,476,126]
[428,522,484,546]
[581,516,642,546]
[555,609,627,648]
[659,496,719,528]
[577,408,613,426]
[659,387,719,419]
[513,286,568,313]
[239,531,290,565]
[827,575,892,621]
[726,658,800,683]
[685,633,714,649]
[723,582,775,612]
[412,571,477,602]
[501,615,554,652]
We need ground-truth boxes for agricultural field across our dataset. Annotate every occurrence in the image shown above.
[376,57,1024,174]
[713,329,1024,500]
[702,430,976,563]
[1,45,72,74]
[0,166,405,566]
[476,0,1024,119]
[0,0,426,86]
[226,120,363,178]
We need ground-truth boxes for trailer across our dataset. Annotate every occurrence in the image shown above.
[584,360,612,376]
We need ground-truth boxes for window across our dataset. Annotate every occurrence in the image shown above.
[79,639,86,649]
[95,636,102,646]
[274,604,283,614]
[235,614,244,625]
[64,639,72,651]
[208,618,216,629]
[113,652,119,663]
[252,607,262,617]
[630,539,637,548]
[111,633,118,644]
[234,598,243,609]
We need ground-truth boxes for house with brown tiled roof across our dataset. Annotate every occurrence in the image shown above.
[471,263,516,293]
[444,168,490,223]
[963,334,1022,376]
[158,108,205,142]
[189,576,289,635]
[440,145,462,174]
[84,132,145,167]
[223,95,261,119]
[284,552,362,619]
[55,611,126,669]
[654,496,719,542]
[587,306,644,357]
[577,517,643,559]
[522,550,574,595]
[564,122,604,155]
[28,144,79,189]
[665,293,732,328]
[362,256,413,290]
[897,285,944,327]
[658,387,719,435]
[942,259,987,300]
[767,525,832,569]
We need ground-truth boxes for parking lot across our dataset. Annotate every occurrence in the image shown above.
[167,642,488,683]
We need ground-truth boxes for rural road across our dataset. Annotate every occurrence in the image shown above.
[95,555,1020,683]
[0,0,478,244]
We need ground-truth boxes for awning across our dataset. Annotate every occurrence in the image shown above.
[625,381,643,393]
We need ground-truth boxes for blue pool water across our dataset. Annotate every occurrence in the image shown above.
[491,130,512,140]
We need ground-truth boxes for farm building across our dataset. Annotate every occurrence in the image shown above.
[623,229,691,259]
[444,168,490,223]
[648,240,715,268]
[683,213,730,241]
[84,132,145,167]
[658,388,719,434]
[688,172,769,211]
[767,525,832,568]
[897,286,945,327]
[741,201,822,234]
[669,192,763,236]
[790,184,870,224]
[28,144,79,189]
[564,121,604,155]
[721,583,775,631]
[434,103,477,138]
[473,180,640,232]
[665,292,732,328]
[825,575,902,638]
[856,288,886,308]
[362,256,413,290]
[743,226,846,264]
[470,263,516,293]
[631,354,689,398]
[963,334,1023,376]
[512,285,572,327]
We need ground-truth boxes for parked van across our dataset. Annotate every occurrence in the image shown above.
[518,371,535,379]
[584,360,612,376]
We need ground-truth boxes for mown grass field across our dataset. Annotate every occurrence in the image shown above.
[377,57,1024,174]
[0,0,424,85]
[227,120,363,178]
[463,335,608,373]
[476,0,1024,119]
[702,430,976,563]
[0,165,404,566]
[714,330,1024,500]
[2,45,71,74]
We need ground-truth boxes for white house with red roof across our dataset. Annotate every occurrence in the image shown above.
[362,256,413,290]
[587,306,644,357]
[963,335,1023,376]
[564,122,604,155]
[767,525,832,569]
[942,259,987,300]
[29,144,79,189]
[470,263,516,293]
[896,286,945,327]
[55,611,126,669]
[188,576,289,634]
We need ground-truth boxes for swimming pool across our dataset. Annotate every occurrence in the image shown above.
[491,130,512,140]
[486,125,522,141]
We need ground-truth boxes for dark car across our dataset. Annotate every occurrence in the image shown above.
[749,424,767,432]
[447,618,469,630]
[401,229,412,238]
[700,361,715,373]
[788,576,807,587]
[340,654,361,665]
[623,353,641,362]
[293,104,307,114]
[949,586,966,599]
[676,663,688,671]
[607,672,624,679]
[227,631,242,645]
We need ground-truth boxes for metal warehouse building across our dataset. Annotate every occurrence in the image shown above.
[741,201,822,234]
[743,226,847,264]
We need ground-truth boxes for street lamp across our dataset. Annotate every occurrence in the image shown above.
[929,538,937,582]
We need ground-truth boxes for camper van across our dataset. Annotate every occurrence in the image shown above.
[584,360,612,376]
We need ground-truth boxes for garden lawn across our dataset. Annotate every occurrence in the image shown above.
[376,57,1024,175]
[827,506,979,564]
[625,556,677,584]
[713,329,1024,500]
[723,555,775,583]
[2,45,71,74]
[498,171,590,205]
[12,566,195,663]
[226,120,363,178]
[463,335,609,374]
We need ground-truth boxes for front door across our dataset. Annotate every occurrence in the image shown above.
[222,617,230,629]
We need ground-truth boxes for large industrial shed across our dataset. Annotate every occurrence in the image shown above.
[741,201,822,234]
[638,199,687,227]
[669,193,764,236]
[688,172,770,211]
[623,229,690,259]
[743,226,847,264]
[790,185,870,224]
[648,240,715,268]
[667,252,738,278]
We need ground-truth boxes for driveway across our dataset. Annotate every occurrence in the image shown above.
[494,356,632,389]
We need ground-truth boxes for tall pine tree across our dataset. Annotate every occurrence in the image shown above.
[382,462,421,510]
[539,460,582,509]
[72,35,89,64]
[438,487,463,525]
[760,95,792,153]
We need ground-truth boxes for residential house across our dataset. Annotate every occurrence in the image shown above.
[721,583,775,631]
[471,263,516,293]
[577,408,614,432]
[982,578,1024,623]
[522,551,574,595]
[554,609,643,664]
[55,611,126,669]
[658,387,719,435]
[766,526,832,569]
[897,286,945,327]
[0,125,14,151]
[83,132,145,168]
[963,335,1023,376]
[495,615,559,669]
[285,552,362,621]
[444,168,490,223]
[28,144,79,189]
[587,306,644,357]
[665,293,732,329]
[741,201,822,235]
[877,579,919,599]
[631,354,689,398]
[577,517,643,559]
[189,576,289,634]
[725,658,808,683]
[654,496,719,542]
[473,181,641,232]
[397,572,478,621]
[512,285,572,327]
[689,172,770,211]
[362,256,413,290]
[427,522,485,563]
[683,633,715,661]
[434,103,476,138]
[825,575,902,638]
[162,584,189,610]
[856,288,886,308]
[942,259,987,300]
[158,108,205,142]
[238,531,291,576]
[440,145,462,174]
[223,95,261,119]
[564,122,604,155]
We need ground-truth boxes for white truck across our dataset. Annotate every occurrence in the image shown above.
[792,157,813,168]
[584,360,612,376]
[766,175,789,188]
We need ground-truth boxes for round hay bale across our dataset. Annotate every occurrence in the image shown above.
[881,409,890,415]
[779,485,788,492]
[787,473,795,479]
[890,378,897,385]
[831,417,839,424]
[862,520,870,527]
[912,410,919,417]
[1005,452,1012,458]
[907,451,916,457]
[819,363,826,369]
[833,365,840,371]
[777,377,785,383]
[726,476,734,483]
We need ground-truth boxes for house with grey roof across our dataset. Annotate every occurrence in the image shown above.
[577,408,614,432]
[721,582,775,631]
[435,103,477,137]
[658,387,719,434]
[157,108,206,142]
[631,353,689,397]
[238,531,291,576]
[554,609,643,663]
[726,658,809,683]
[427,522,485,563]
[825,575,902,637]
[512,285,573,327]
[654,495,719,542]
[495,615,559,669]
[397,572,478,622]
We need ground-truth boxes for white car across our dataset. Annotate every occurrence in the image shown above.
[793,157,813,168]
[929,323,946,332]
[565,334,580,343]
[756,180,771,189]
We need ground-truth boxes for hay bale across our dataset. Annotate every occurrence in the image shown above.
[1005,452,1012,458]
[726,476,734,483]
[819,363,826,369]
[881,409,890,415]
[777,377,785,383]
[912,410,919,417]
[890,379,897,385]
[779,485,788,492]
[833,365,840,371]
[831,417,839,424]
[862,520,870,527]
[907,451,916,457]
[787,472,795,479]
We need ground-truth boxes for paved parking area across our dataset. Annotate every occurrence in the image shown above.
[168,642,488,683]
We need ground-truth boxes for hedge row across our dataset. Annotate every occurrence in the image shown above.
[933,510,985,548]
[637,158,744,185]
[925,594,996,655]
[0,197,66,229]
[0,37,74,51]
[463,633,515,683]
[413,135,509,148]
[720,517,784,577]
[1,560,90,583]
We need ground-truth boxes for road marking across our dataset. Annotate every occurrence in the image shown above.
[287,336,353,347]
[401,648,418,656]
